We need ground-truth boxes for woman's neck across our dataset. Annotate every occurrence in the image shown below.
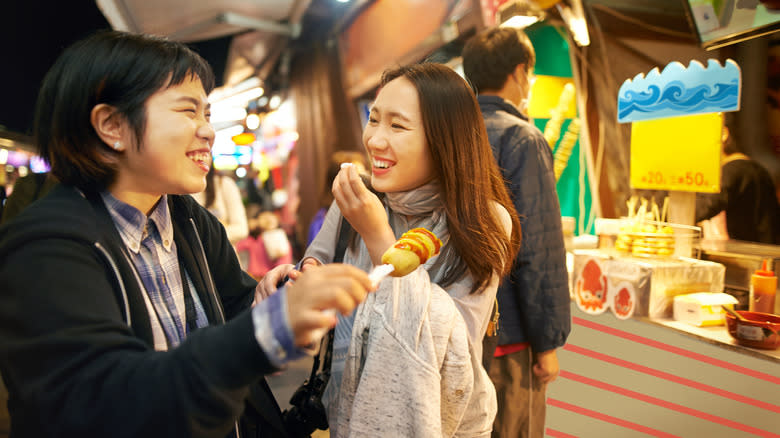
[108,187,162,216]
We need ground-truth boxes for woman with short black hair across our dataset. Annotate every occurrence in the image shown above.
[0,30,373,437]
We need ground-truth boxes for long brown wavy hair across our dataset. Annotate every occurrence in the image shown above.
[380,63,521,294]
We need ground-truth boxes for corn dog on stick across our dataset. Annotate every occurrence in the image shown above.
[544,83,576,149]
[544,113,563,149]
[553,118,580,181]
[381,228,442,277]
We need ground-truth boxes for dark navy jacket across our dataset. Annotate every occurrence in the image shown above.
[478,95,571,352]
[0,185,288,437]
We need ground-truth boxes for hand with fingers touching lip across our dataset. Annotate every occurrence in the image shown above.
[331,163,396,266]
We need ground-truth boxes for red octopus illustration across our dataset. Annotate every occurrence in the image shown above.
[575,259,608,312]
[613,286,634,318]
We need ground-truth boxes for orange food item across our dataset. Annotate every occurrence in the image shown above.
[381,228,442,277]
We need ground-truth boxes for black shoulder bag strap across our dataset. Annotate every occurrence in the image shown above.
[282,217,352,436]
[332,216,353,264]
[305,216,351,390]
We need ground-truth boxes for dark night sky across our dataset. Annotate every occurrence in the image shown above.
[0,1,229,137]
[0,2,111,136]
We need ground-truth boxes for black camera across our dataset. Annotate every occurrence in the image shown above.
[281,373,329,437]
[281,219,350,437]
[281,329,334,437]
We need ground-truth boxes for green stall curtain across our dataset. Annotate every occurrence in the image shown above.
[527,23,595,236]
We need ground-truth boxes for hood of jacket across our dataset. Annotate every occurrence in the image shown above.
[0,184,103,260]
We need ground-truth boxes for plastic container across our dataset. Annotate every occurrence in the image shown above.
[724,310,780,350]
[749,259,777,314]
[673,292,738,327]
[562,216,575,252]
[595,217,620,249]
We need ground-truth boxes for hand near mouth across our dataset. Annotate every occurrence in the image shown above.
[332,163,396,266]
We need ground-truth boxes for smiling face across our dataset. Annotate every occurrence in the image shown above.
[110,75,214,211]
[362,76,434,194]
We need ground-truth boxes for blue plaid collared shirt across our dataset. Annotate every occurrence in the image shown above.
[101,192,208,349]
[101,191,310,365]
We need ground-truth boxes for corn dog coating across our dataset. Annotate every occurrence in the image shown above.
[381,228,442,277]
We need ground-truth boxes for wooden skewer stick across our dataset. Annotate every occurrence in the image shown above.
[652,201,660,223]
[627,195,638,219]
[661,196,669,224]
[639,198,648,227]
[722,305,747,322]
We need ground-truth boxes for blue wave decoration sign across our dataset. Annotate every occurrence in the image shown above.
[617,59,741,123]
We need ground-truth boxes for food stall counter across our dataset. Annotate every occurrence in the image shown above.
[651,317,780,362]
[545,249,779,437]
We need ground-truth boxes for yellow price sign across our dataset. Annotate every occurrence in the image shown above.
[630,113,722,193]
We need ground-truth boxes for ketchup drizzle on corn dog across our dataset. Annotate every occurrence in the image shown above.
[392,228,442,263]
[413,228,441,254]
[394,239,427,263]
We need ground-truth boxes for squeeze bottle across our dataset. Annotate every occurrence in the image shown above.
[749,259,777,314]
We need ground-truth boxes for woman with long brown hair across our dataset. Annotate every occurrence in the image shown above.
[296,62,521,436]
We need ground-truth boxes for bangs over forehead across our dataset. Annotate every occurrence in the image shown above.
[93,31,216,100]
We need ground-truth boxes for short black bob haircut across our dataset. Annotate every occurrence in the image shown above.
[34,30,215,191]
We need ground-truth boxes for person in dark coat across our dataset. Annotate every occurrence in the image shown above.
[463,27,572,438]
[0,30,373,438]
[0,171,58,224]
[695,114,780,244]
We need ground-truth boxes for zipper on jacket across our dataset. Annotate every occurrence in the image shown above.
[94,242,132,327]
[188,218,240,438]
[187,218,227,323]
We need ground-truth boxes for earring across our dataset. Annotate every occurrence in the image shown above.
[113,141,122,150]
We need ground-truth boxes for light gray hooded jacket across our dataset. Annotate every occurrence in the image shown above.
[304,184,503,437]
